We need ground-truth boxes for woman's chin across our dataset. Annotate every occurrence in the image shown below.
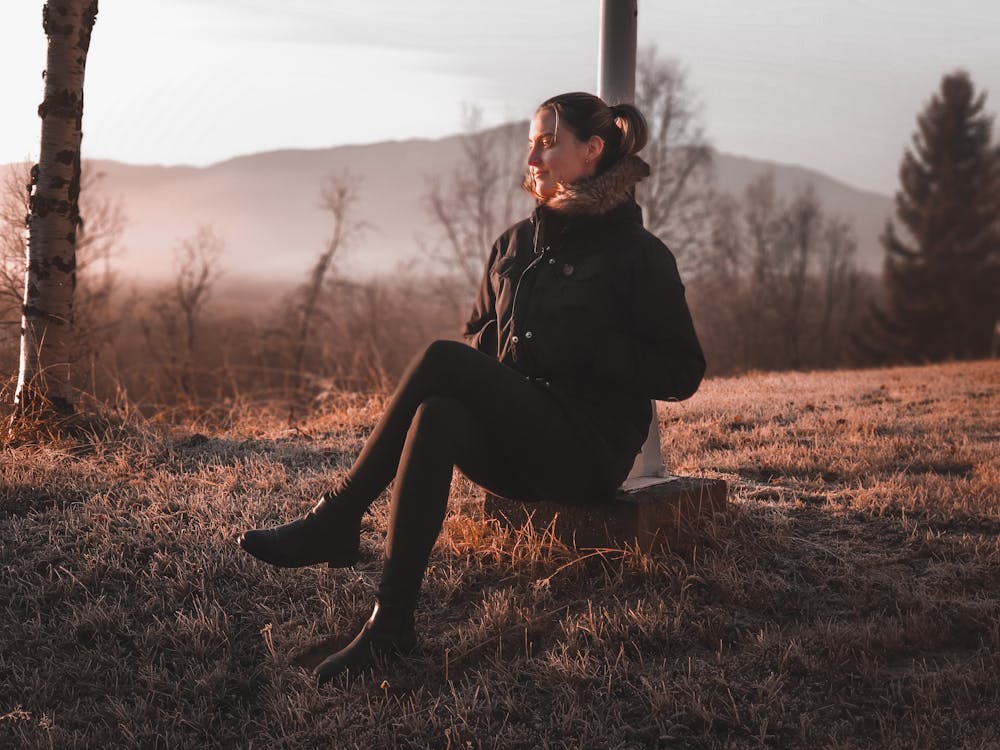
[534,180,558,200]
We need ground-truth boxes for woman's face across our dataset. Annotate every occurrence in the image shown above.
[527,107,603,199]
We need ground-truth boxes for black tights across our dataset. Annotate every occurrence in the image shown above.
[324,340,623,608]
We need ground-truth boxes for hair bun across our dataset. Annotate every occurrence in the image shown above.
[609,102,648,158]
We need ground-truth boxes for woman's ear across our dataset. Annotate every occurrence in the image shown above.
[586,135,605,165]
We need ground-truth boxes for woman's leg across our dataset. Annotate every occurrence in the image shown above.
[315,395,496,684]
[325,338,618,516]
[310,341,623,683]
[315,384,614,684]
[240,339,617,568]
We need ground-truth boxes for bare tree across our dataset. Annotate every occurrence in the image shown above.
[635,47,716,270]
[289,170,367,397]
[773,186,821,369]
[15,0,99,417]
[0,163,34,342]
[688,192,755,373]
[816,216,859,366]
[142,225,223,399]
[741,173,786,368]
[690,171,863,373]
[421,107,528,305]
[3,161,124,400]
[768,183,860,368]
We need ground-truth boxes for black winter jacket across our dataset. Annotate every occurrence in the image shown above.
[462,155,706,483]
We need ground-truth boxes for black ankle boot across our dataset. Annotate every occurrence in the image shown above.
[315,600,418,685]
[238,493,362,568]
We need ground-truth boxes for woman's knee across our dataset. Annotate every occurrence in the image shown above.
[402,339,475,385]
[420,339,469,367]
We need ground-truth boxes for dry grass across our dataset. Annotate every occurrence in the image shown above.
[1,360,998,749]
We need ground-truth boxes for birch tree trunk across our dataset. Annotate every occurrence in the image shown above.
[15,0,98,416]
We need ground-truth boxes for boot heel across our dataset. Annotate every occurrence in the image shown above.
[315,600,418,684]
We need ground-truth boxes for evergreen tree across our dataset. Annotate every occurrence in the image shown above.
[865,70,1000,362]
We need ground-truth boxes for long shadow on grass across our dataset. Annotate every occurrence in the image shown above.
[162,432,357,474]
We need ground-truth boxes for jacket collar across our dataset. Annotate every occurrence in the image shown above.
[533,154,650,216]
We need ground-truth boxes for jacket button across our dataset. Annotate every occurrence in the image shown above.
[563,264,574,276]
[511,335,519,343]
[548,258,556,265]
[525,331,533,339]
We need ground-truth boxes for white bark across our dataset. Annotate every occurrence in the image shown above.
[15,0,98,414]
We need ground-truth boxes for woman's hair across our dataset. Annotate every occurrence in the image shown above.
[539,92,648,173]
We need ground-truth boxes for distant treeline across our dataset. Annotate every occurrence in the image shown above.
[0,229,877,416]
[2,59,996,415]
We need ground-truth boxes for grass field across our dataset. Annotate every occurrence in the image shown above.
[2,360,998,749]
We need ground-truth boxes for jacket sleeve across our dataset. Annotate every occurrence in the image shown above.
[626,239,706,401]
[462,237,501,356]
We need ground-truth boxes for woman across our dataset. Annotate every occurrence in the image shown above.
[239,92,706,685]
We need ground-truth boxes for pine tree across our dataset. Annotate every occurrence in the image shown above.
[867,70,1000,362]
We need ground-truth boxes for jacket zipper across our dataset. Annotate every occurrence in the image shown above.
[508,215,546,343]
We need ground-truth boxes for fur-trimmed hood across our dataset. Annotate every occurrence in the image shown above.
[524,154,651,216]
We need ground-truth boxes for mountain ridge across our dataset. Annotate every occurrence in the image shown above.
[2,128,894,282]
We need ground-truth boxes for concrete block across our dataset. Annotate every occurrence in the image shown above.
[484,475,727,554]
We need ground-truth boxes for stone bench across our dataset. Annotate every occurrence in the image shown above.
[484,475,727,554]
[484,404,727,554]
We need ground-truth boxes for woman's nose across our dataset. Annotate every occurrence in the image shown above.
[527,147,542,167]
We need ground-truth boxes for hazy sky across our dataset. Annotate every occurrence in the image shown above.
[1,0,997,194]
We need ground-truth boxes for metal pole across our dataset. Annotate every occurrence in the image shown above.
[598,0,638,105]
[599,1,667,484]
